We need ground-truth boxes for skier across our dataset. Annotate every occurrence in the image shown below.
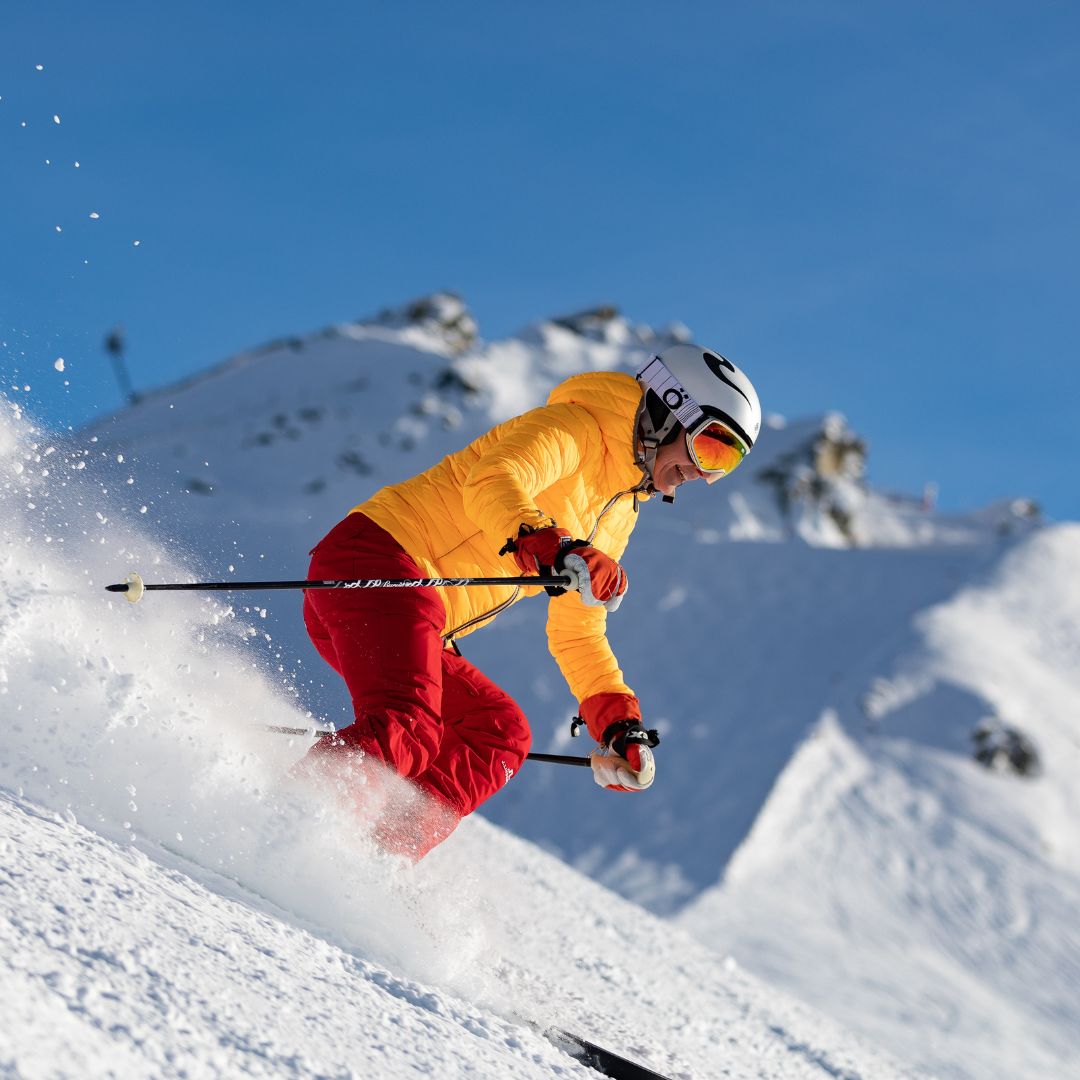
[298,344,762,857]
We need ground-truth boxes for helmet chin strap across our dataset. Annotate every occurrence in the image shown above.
[634,401,677,505]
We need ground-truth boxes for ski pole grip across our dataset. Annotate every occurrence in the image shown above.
[557,563,581,593]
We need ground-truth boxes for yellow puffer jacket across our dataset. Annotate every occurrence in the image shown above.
[353,370,650,703]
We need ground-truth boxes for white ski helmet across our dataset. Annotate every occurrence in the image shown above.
[635,344,762,490]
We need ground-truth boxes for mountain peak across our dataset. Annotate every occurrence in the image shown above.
[362,291,478,355]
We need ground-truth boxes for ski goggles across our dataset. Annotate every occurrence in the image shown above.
[685,418,747,478]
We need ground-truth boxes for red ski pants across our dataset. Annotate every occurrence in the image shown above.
[302,513,532,854]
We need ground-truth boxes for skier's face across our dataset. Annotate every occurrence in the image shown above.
[652,435,708,497]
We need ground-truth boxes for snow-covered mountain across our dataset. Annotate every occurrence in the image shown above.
[4,293,1078,1077]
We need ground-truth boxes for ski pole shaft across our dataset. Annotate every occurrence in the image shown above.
[106,571,572,603]
[524,752,592,767]
[264,725,590,767]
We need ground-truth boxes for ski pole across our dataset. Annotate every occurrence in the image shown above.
[106,571,573,604]
[264,725,591,767]
[525,752,591,767]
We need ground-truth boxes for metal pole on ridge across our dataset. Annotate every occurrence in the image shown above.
[105,570,573,604]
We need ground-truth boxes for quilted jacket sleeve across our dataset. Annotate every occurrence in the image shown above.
[545,515,635,703]
[461,403,599,548]
[546,596,634,703]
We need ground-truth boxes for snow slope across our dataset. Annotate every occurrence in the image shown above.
[19,294,1079,1077]
[2,786,907,1080]
[677,526,1080,1079]
[0,397,904,1079]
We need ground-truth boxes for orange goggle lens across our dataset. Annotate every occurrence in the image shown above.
[688,421,746,475]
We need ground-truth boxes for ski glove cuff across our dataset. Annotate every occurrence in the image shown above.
[578,692,642,743]
[501,524,573,578]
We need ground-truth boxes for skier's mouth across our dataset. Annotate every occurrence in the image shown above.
[674,465,687,486]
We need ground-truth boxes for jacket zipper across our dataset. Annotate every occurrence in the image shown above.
[443,586,521,645]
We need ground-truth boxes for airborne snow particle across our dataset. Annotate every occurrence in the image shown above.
[54,358,65,372]
[89,212,100,220]
[133,240,141,247]
[53,114,60,124]
[35,64,44,71]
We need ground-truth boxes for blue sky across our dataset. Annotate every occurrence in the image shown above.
[3,1,1078,520]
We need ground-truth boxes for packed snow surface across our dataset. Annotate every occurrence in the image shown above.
[677,526,1080,1079]
[5,300,1079,1077]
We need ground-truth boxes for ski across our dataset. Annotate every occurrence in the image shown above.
[545,1028,673,1080]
